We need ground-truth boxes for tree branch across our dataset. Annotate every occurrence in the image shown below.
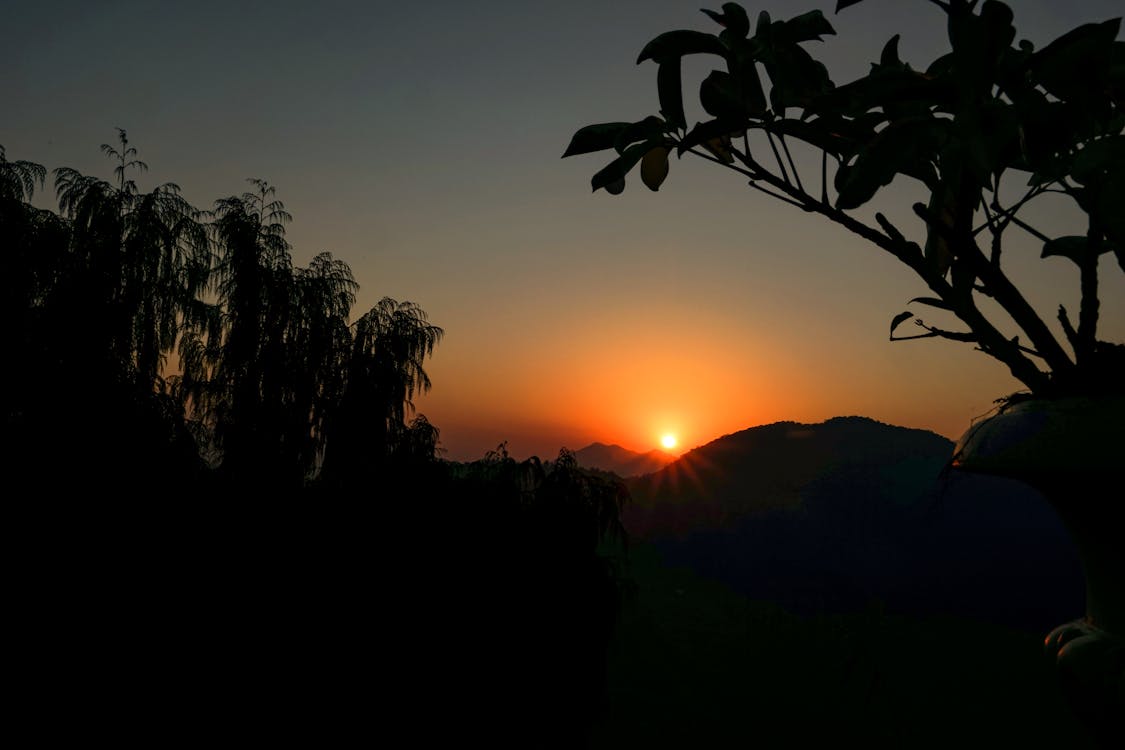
[913,201,1073,380]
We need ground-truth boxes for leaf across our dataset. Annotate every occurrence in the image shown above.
[1030,19,1120,104]
[889,311,914,338]
[834,116,950,210]
[880,35,901,67]
[678,119,743,155]
[810,68,946,119]
[1071,135,1125,185]
[563,122,632,158]
[637,30,727,65]
[700,70,745,120]
[773,10,836,45]
[1041,235,1118,265]
[704,135,735,163]
[591,142,651,193]
[700,3,750,38]
[765,117,857,159]
[641,146,671,191]
[658,62,687,130]
[1041,236,1088,264]
[923,188,955,278]
[835,0,865,11]
[614,116,668,154]
[761,41,834,112]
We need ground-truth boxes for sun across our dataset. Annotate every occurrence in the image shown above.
[660,433,678,450]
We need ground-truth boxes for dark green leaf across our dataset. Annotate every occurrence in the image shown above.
[810,67,947,119]
[773,10,836,45]
[956,99,1021,187]
[1030,19,1119,104]
[637,30,727,65]
[890,311,914,337]
[614,116,668,154]
[762,41,833,111]
[591,142,651,193]
[1041,236,1088,263]
[1041,235,1117,264]
[678,119,743,155]
[658,62,687,130]
[764,117,854,159]
[834,116,950,209]
[880,35,901,67]
[1072,135,1125,185]
[725,38,769,115]
[701,3,750,38]
[562,122,632,158]
[641,146,671,191]
[700,70,745,120]
[756,11,771,36]
[835,0,865,11]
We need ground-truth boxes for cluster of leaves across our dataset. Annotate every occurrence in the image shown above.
[564,0,1124,397]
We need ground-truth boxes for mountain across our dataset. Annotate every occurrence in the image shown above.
[625,415,954,537]
[623,416,1084,633]
[572,441,673,477]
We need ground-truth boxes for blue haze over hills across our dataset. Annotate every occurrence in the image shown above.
[614,416,1084,634]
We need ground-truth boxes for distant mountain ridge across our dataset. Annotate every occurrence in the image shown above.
[625,415,955,537]
[572,441,673,477]
[621,415,1083,633]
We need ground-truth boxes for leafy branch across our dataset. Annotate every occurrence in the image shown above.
[563,0,1124,397]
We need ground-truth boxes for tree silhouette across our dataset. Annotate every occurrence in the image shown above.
[53,129,208,391]
[320,297,444,488]
[3,135,206,493]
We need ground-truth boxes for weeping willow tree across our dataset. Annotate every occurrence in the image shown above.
[174,180,353,487]
[2,134,208,492]
[173,180,445,490]
[53,129,209,392]
[5,133,450,494]
[319,296,444,489]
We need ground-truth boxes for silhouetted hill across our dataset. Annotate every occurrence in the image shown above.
[626,416,954,536]
[624,416,1084,633]
[573,441,673,477]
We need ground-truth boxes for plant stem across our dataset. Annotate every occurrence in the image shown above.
[779,135,803,194]
[704,146,1055,393]
[764,131,792,187]
[913,202,1074,381]
[1077,222,1101,367]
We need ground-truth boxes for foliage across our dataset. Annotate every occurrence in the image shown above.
[564,0,1125,399]
[1,134,446,494]
[5,133,632,746]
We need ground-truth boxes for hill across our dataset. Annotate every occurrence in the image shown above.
[572,441,673,477]
[622,416,1084,633]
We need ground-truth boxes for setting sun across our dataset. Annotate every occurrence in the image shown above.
[660,434,678,450]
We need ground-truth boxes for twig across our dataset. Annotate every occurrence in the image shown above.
[765,131,792,187]
[779,134,804,193]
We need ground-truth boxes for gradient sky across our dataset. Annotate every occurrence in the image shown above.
[5,0,1123,461]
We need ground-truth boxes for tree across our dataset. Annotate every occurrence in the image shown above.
[53,129,208,391]
[563,2,1125,741]
[319,297,444,487]
[564,0,1124,398]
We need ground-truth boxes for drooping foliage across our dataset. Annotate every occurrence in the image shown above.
[5,132,631,746]
[2,135,447,494]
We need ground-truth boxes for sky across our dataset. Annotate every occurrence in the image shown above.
[4,0,1123,461]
